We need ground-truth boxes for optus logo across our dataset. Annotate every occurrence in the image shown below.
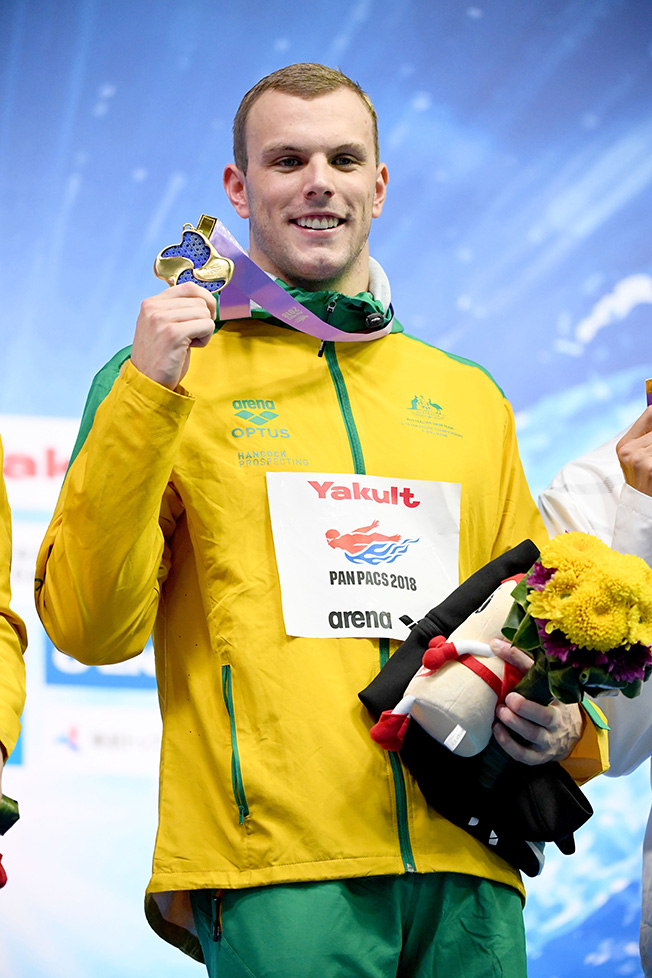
[231,398,289,440]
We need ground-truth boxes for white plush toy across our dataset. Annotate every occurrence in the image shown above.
[370,575,524,756]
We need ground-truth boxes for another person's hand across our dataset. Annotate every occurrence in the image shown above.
[131,282,217,390]
[489,638,583,765]
[616,405,652,497]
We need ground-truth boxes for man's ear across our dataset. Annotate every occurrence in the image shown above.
[372,163,389,219]
[223,164,250,218]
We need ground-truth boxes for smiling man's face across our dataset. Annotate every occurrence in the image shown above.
[224,88,388,296]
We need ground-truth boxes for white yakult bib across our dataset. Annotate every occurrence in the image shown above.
[266,472,461,639]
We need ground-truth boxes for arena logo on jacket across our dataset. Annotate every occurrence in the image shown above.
[230,397,289,440]
[266,472,461,639]
[402,394,462,439]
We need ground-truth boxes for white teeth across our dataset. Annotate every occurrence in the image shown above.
[295,216,340,229]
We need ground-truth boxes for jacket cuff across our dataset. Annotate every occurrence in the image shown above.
[122,359,194,410]
[560,697,609,784]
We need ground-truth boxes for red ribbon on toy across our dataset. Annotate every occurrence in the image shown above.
[369,711,411,751]
[421,635,458,672]
[497,661,523,703]
[457,653,502,697]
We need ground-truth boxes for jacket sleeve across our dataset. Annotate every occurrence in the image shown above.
[35,361,194,665]
[559,699,609,784]
[0,440,27,757]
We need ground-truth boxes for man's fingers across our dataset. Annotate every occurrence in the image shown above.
[492,722,540,764]
[131,284,217,390]
[496,699,549,743]
[160,281,218,318]
[494,696,583,766]
[502,691,554,727]
[189,332,214,349]
[489,637,532,676]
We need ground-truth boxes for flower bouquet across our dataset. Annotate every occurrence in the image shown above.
[481,530,652,786]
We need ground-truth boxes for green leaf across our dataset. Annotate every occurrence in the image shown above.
[510,576,531,608]
[547,663,582,704]
[514,659,553,705]
[0,795,19,836]
[501,600,525,642]
[504,612,540,652]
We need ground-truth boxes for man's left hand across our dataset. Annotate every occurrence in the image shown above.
[489,638,583,765]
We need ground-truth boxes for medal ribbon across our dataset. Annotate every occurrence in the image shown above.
[209,219,393,343]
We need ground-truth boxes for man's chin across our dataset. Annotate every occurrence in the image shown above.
[278,260,352,293]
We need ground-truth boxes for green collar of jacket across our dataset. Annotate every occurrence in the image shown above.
[218,279,402,335]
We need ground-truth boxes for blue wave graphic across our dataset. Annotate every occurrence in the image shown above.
[344,538,419,565]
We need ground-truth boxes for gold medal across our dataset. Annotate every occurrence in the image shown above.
[154,214,234,293]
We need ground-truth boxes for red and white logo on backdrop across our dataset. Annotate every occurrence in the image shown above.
[1,414,78,514]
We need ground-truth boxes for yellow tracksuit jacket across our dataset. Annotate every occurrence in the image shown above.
[35,318,605,961]
[0,438,27,760]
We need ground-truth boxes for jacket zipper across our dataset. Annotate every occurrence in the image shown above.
[379,637,416,871]
[324,342,415,873]
[323,343,365,475]
[221,664,249,824]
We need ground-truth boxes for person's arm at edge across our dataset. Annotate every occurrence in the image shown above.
[601,408,652,775]
[0,440,27,796]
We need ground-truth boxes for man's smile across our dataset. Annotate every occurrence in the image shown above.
[290,216,346,230]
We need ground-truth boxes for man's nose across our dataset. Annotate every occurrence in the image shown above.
[303,158,335,199]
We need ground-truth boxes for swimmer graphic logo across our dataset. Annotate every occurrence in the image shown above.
[266,472,461,639]
[325,520,419,564]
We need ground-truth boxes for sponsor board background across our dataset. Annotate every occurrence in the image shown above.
[1,2,651,975]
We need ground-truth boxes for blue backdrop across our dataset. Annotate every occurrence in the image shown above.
[1,1,651,975]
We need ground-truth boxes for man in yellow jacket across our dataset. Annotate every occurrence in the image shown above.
[0,438,27,800]
[35,64,604,977]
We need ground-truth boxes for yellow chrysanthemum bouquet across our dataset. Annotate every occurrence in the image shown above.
[477,531,652,791]
[502,531,652,705]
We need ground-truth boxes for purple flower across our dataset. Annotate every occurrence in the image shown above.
[533,618,574,661]
[531,615,652,684]
[605,644,652,683]
[528,561,556,591]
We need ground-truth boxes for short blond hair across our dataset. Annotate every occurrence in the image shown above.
[233,63,379,172]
